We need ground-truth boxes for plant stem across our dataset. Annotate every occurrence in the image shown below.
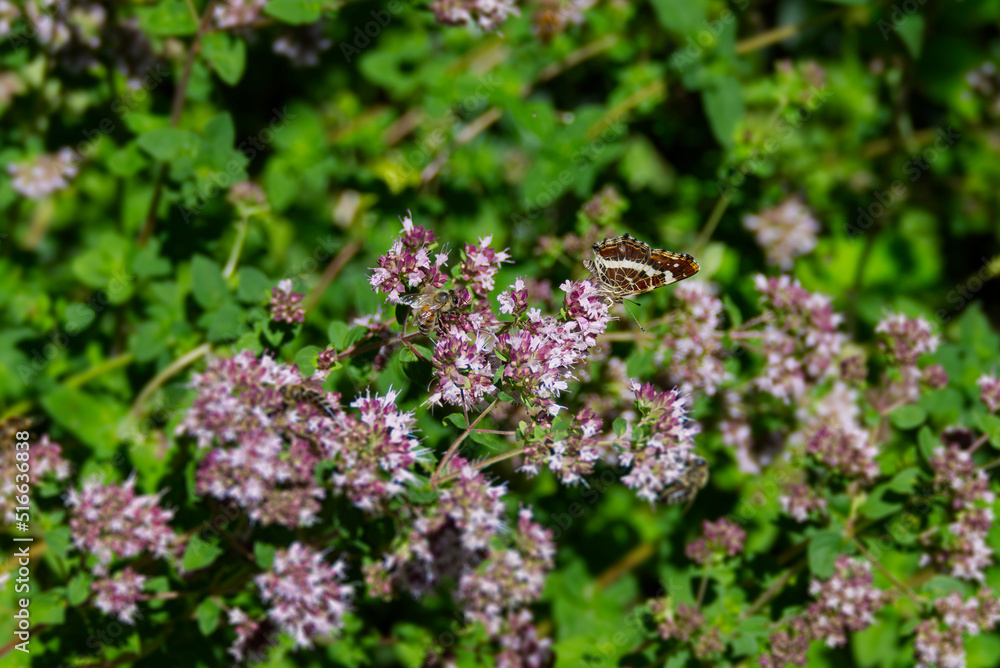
[851,536,924,608]
[694,191,733,252]
[741,560,805,619]
[130,343,211,417]
[222,217,248,280]
[64,352,136,389]
[433,397,502,484]
[436,446,527,485]
[302,239,363,314]
[695,566,711,609]
[595,541,655,591]
[138,0,217,247]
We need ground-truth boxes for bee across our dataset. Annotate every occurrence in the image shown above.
[278,383,337,419]
[399,288,460,336]
[660,456,709,507]
[532,7,565,42]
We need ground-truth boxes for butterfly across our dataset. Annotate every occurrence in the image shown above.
[583,234,699,330]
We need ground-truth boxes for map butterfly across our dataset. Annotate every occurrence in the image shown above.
[583,234,700,303]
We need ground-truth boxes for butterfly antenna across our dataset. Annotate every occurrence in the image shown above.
[621,299,646,333]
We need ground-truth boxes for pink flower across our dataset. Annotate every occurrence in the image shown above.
[255,542,353,649]
[806,556,887,648]
[977,373,1000,412]
[685,517,746,565]
[92,567,147,624]
[617,383,701,503]
[460,234,511,297]
[659,281,730,396]
[369,213,449,303]
[7,148,79,198]
[429,0,520,31]
[269,279,305,323]
[876,312,939,367]
[742,197,820,269]
[66,474,177,574]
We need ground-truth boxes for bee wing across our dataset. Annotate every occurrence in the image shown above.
[399,292,431,307]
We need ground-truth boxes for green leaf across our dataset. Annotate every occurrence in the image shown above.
[852,613,898,668]
[973,412,1000,449]
[136,127,200,162]
[498,391,516,403]
[808,530,843,578]
[136,0,197,35]
[328,322,368,350]
[702,76,743,148]
[294,345,321,378]
[917,426,938,462]
[445,413,469,429]
[190,255,229,309]
[254,542,276,569]
[264,0,323,24]
[895,14,924,59]
[889,404,926,430]
[196,598,221,636]
[68,573,91,606]
[236,267,272,303]
[860,485,902,520]
[128,321,169,362]
[200,302,244,342]
[106,142,149,177]
[133,238,172,279]
[182,535,224,571]
[613,417,627,437]
[887,467,920,493]
[201,32,246,85]
[649,0,707,34]
[40,387,124,457]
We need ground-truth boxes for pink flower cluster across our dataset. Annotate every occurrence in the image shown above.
[658,281,731,396]
[254,542,353,649]
[269,279,305,323]
[178,351,423,524]
[518,406,604,484]
[914,589,1000,667]
[742,197,821,270]
[429,0,520,31]
[978,373,1000,413]
[923,445,995,581]
[369,213,450,303]
[749,275,845,403]
[494,279,612,413]
[807,556,887,648]
[365,461,552,662]
[91,567,147,625]
[460,234,512,296]
[7,148,79,198]
[761,557,887,666]
[685,517,747,565]
[618,383,701,503]
[779,482,828,522]
[875,312,943,403]
[66,474,177,575]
